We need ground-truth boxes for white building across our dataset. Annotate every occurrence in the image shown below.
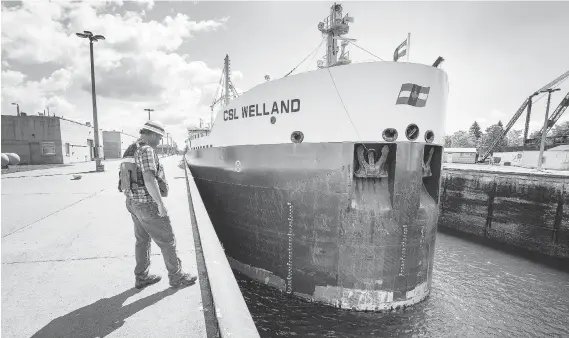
[495,145,569,170]
[443,148,477,164]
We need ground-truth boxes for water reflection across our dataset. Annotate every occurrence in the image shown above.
[234,233,569,337]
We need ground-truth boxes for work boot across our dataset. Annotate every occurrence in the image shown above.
[170,273,197,288]
[135,274,162,289]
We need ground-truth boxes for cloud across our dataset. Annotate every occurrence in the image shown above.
[1,0,234,145]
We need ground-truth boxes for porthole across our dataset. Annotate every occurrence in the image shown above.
[291,131,304,143]
[382,128,398,142]
[271,116,276,124]
[425,130,435,143]
[405,124,419,141]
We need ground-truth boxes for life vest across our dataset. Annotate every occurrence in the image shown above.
[118,140,169,197]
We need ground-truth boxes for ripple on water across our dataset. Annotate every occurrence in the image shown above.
[234,233,569,338]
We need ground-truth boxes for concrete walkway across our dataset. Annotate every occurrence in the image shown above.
[1,156,206,338]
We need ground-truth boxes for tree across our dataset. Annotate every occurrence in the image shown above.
[444,136,452,147]
[469,121,482,140]
[529,129,542,139]
[498,120,504,128]
[480,123,508,154]
[550,121,569,137]
[506,129,523,146]
[449,130,474,148]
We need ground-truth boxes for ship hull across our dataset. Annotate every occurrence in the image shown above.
[186,141,442,311]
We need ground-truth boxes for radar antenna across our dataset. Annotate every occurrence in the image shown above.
[317,3,355,68]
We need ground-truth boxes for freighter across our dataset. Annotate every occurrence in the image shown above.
[185,3,448,311]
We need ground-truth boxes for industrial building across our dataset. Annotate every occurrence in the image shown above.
[102,130,137,159]
[443,148,478,164]
[1,114,104,165]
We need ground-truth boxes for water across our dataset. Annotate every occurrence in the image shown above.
[234,232,569,337]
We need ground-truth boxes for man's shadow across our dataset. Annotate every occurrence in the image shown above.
[31,286,186,338]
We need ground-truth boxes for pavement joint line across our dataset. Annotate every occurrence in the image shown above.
[1,188,108,239]
[1,253,163,265]
[1,170,102,179]
[2,193,94,196]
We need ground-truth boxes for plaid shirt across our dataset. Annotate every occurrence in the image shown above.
[124,139,166,203]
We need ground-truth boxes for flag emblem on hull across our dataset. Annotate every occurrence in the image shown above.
[396,83,430,107]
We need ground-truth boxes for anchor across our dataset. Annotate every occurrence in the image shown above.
[423,148,434,177]
[354,145,389,178]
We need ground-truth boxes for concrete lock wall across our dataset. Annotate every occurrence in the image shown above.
[59,119,104,164]
[1,115,63,164]
[439,168,569,259]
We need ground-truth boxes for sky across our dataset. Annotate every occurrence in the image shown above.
[2,0,569,146]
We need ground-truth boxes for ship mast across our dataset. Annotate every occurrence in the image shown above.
[224,54,230,106]
[209,54,240,128]
[317,3,355,68]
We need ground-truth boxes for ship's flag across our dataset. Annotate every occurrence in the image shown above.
[393,39,408,62]
[396,83,430,107]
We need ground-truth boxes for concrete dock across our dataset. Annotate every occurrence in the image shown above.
[1,156,255,338]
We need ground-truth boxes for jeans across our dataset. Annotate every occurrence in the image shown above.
[126,198,183,282]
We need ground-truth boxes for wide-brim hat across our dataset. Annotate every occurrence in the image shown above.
[141,120,165,136]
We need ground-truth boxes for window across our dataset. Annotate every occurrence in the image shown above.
[65,143,70,156]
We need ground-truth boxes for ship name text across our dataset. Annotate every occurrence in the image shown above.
[223,99,300,121]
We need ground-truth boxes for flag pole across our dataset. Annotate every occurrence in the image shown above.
[407,32,411,62]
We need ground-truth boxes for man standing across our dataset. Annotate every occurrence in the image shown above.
[120,120,197,289]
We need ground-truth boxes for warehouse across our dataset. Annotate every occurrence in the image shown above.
[1,114,103,165]
[443,148,478,164]
[102,130,137,159]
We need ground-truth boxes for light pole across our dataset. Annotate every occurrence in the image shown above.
[166,133,171,156]
[537,88,561,171]
[76,30,105,172]
[144,108,154,120]
[11,102,20,116]
[165,133,168,156]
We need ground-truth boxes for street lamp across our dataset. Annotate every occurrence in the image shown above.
[537,88,561,171]
[76,30,105,172]
[144,108,154,120]
[11,102,20,116]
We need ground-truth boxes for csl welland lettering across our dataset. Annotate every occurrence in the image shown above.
[223,99,300,121]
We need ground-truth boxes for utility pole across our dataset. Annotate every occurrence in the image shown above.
[11,102,20,116]
[537,88,561,171]
[166,133,170,156]
[76,30,105,172]
[144,108,154,120]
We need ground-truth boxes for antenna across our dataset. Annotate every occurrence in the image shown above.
[317,3,355,68]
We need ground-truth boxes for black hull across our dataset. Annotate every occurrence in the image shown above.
[185,142,443,311]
